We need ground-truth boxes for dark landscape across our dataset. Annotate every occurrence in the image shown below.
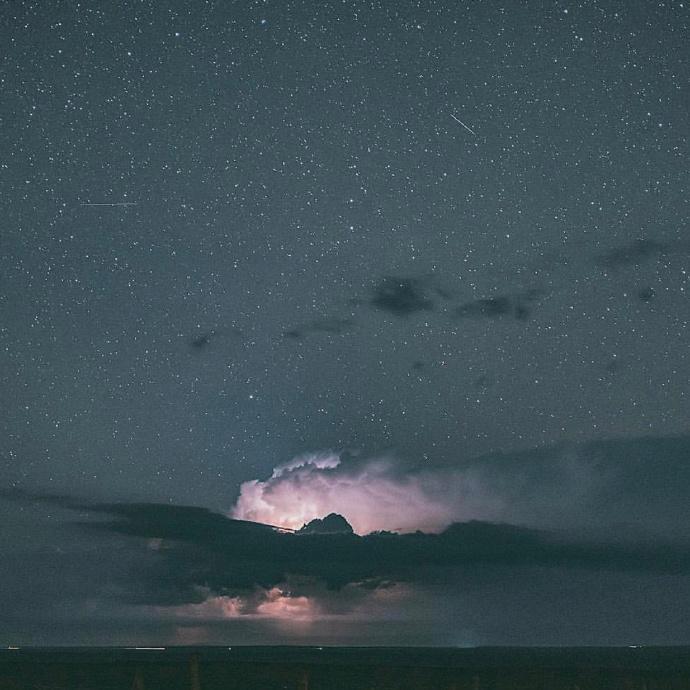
[3,647,690,689]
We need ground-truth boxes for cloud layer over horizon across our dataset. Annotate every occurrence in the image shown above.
[230,436,690,539]
[3,433,690,646]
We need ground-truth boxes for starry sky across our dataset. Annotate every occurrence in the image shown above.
[1,0,688,646]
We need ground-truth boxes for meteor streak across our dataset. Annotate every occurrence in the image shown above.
[450,113,477,136]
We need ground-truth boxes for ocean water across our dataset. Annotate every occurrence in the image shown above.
[2,646,690,689]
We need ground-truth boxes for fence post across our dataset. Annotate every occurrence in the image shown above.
[190,653,201,690]
[297,668,309,690]
[131,667,146,690]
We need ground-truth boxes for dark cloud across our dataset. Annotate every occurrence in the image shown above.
[0,486,77,508]
[637,286,656,302]
[368,277,436,316]
[191,331,215,348]
[454,289,543,321]
[11,481,690,615]
[463,434,690,539]
[599,239,670,268]
[190,328,243,349]
[283,318,354,340]
[54,501,690,609]
[353,276,545,324]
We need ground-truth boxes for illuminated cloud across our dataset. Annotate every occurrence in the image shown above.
[9,434,690,646]
[230,451,502,534]
[161,589,317,623]
[154,580,413,629]
[171,594,245,619]
[231,436,690,538]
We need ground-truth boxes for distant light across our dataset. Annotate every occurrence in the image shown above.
[7,646,20,650]
[132,647,166,651]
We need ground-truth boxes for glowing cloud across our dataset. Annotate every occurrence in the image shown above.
[256,588,317,622]
[230,440,690,538]
[154,581,414,630]
[230,451,502,534]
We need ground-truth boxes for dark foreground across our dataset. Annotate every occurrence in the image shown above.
[2,646,690,689]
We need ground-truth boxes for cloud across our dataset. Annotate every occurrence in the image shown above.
[231,452,475,534]
[7,434,690,548]
[637,286,655,302]
[454,289,543,321]
[597,238,690,269]
[43,497,690,600]
[367,276,436,316]
[191,331,215,348]
[45,497,690,625]
[189,327,243,350]
[6,435,690,645]
[231,436,690,540]
[364,276,544,322]
[24,434,681,621]
[338,275,549,327]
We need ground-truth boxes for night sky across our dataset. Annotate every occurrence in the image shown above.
[1,0,688,646]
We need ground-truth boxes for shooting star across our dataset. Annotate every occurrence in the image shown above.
[450,113,477,137]
[80,202,138,207]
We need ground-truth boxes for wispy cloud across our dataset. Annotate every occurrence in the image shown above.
[598,238,690,269]
[454,289,544,321]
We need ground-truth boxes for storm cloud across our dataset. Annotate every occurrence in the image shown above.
[231,436,690,540]
[4,433,690,645]
[71,503,690,593]
[10,480,683,642]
